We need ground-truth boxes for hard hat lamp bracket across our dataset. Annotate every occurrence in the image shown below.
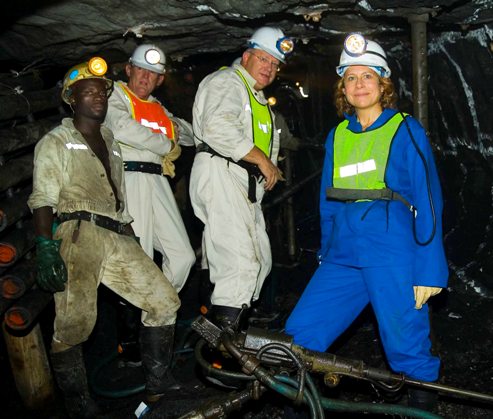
[343,33,367,57]
[145,49,163,66]
[277,37,294,55]
[88,57,108,76]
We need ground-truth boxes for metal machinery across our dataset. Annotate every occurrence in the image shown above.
[179,315,493,419]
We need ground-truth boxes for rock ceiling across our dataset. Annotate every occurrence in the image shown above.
[1,1,492,69]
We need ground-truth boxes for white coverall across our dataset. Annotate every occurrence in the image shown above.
[105,82,195,292]
[190,64,280,308]
[28,119,180,348]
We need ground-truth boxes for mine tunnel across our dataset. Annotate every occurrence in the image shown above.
[0,1,492,418]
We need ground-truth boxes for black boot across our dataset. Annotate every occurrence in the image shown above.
[50,345,100,419]
[207,304,242,330]
[140,325,181,402]
[408,388,438,412]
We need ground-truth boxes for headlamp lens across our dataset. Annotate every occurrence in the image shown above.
[145,49,162,65]
[277,37,294,55]
[88,57,108,76]
[344,33,367,57]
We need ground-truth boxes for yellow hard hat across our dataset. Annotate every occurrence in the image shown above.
[61,57,113,104]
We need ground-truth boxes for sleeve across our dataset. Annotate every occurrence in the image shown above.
[28,133,65,212]
[196,72,254,162]
[405,116,449,287]
[171,116,195,147]
[105,84,172,156]
[318,128,342,261]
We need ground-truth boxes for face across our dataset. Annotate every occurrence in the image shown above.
[71,78,109,121]
[126,64,164,100]
[242,49,280,91]
[342,66,383,112]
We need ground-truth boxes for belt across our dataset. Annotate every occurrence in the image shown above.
[196,142,263,203]
[326,187,415,212]
[124,161,162,175]
[58,211,129,235]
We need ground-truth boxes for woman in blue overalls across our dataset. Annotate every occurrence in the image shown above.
[285,34,448,411]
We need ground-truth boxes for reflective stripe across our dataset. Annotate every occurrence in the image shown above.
[235,70,273,157]
[119,83,175,139]
[65,143,88,150]
[339,159,376,178]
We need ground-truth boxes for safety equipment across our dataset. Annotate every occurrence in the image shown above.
[413,285,442,309]
[161,140,182,178]
[129,44,166,74]
[50,345,101,418]
[61,57,113,104]
[247,27,294,63]
[35,236,68,293]
[139,325,182,402]
[336,33,391,78]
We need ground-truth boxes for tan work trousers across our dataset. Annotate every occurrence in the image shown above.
[52,219,180,352]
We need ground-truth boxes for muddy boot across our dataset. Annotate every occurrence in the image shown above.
[207,305,243,330]
[408,388,438,412]
[140,325,181,403]
[50,345,100,419]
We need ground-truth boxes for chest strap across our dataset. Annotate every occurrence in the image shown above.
[196,142,262,203]
[326,187,414,212]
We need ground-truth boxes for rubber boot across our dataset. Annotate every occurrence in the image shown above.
[207,304,242,330]
[140,325,181,402]
[50,345,100,419]
[408,388,438,412]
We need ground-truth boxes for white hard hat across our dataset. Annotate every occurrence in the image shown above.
[129,44,166,74]
[247,27,294,63]
[336,34,391,78]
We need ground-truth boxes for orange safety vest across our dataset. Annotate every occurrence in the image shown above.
[120,83,175,140]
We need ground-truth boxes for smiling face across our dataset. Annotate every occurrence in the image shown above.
[71,78,109,122]
[241,49,279,91]
[126,63,165,100]
[342,65,384,113]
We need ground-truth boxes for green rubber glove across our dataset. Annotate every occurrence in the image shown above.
[35,236,68,293]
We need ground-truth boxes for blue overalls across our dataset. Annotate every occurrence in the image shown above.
[285,109,448,381]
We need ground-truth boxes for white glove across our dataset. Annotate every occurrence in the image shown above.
[413,286,442,309]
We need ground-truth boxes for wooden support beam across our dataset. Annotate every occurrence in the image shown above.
[2,322,55,411]
[0,257,37,301]
[0,219,35,270]
[0,119,58,155]
[0,186,31,233]
[0,71,44,94]
[0,153,33,193]
[0,86,62,121]
[4,288,53,330]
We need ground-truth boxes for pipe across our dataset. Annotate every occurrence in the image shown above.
[263,168,322,210]
[408,13,429,131]
[4,288,52,330]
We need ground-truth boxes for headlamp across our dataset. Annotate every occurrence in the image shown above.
[88,57,108,76]
[277,37,294,55]
[145,49,163,65]
[343,33,367,57]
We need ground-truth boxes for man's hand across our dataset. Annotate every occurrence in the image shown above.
[413,285,442,309]
[35,236,68,293]
[257,158,282,190]
[162,140,182,177]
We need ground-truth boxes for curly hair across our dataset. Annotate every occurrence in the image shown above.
[334,73,397,118]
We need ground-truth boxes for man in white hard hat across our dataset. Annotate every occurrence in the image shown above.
[105,44,195,295]
[190,27,294,328]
